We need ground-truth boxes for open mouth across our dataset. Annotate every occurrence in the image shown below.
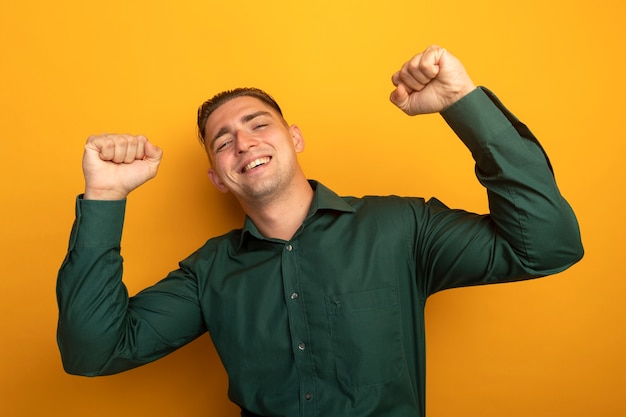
[241,157,271,173]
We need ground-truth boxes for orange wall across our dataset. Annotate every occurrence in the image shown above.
[1,1,624,416]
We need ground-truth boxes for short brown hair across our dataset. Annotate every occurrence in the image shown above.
[197,87,284,146]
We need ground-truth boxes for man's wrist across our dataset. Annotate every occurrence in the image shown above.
[84,188,128,201]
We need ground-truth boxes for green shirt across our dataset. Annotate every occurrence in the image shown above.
[57,88,583,417]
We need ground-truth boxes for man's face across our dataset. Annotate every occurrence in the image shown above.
[204,96,304,203]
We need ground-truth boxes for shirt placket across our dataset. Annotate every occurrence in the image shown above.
[281,240,317,417]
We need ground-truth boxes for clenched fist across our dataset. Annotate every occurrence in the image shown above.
[82,134,162,200]
[390,45,476,115]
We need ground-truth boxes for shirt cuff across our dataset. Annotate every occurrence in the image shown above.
[69,195,127,249]
[440,86,518,154]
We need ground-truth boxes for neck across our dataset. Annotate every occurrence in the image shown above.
[239,172,314,241]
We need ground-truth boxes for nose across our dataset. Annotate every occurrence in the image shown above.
[235,130,259,153]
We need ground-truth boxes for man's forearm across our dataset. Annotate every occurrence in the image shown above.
[56,197,129,375]
[441,87,583,274]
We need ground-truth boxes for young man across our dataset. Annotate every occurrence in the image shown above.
[57,45,583,417]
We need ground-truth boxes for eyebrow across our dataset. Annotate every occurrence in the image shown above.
[210,111,272,149]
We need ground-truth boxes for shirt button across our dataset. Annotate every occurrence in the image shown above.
[305,392,312,401]
[298,342,306,351]
[290,292,299,300]
[285,244,293,251]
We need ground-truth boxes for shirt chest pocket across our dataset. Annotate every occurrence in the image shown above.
[325,286,405,388]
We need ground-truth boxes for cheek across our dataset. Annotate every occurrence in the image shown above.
[213,154,239,178]
[212,151,227,167]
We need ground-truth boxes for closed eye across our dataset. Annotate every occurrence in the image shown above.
[216,139,233,152]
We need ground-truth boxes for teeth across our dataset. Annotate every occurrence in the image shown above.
[243,157,270,172]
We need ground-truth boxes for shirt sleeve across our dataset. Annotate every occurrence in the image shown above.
[417,87,583,295]
[56,197,206,376]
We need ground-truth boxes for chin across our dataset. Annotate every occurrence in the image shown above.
[242,181,275,197]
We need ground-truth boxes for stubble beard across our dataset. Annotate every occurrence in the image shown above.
[240,170,290,207]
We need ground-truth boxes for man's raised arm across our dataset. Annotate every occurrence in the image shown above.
[389,45,583,291]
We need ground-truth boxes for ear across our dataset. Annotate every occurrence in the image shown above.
[289,125,305,153]
[208,168,229,193]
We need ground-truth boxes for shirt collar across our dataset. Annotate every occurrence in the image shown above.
[237,180,355,248]
[306,180,356,215]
